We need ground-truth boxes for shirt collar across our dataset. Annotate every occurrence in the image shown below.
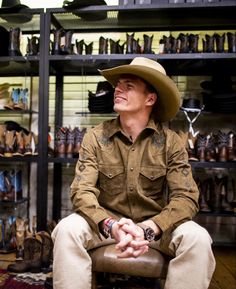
[107,117,161,139]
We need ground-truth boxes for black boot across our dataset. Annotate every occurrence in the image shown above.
[26,36,40,56]
[76,39,84,55]
[61,30,74,55]
[85,42,93,55]
[143,34,154,54]
[227,32,236,53]
[178,33,189,53]
[202,34,214,53]
[8,27,22,56]
[189,34,199,53]
[51,28,64,55]
[99,36,108,54]
[214,33,225,53]
[126,33,134,54]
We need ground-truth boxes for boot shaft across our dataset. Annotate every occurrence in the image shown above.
[8,27,22,56]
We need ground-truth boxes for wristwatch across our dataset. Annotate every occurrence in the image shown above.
[136,223,160,242]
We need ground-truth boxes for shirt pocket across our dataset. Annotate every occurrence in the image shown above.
[139,166,166,198]
[98,165,125,195]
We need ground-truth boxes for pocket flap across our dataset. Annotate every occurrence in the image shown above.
[140,166,166,181]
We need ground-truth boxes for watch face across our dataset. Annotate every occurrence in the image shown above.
[145,227,155,242]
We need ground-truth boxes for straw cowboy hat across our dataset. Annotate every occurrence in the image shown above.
[99,57,181,122]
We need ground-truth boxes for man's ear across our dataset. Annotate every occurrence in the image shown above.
[146,92,157,107]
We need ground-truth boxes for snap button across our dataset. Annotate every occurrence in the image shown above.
[150,175,154,180]
[129,187,134,191]
[108,173,112,178]
[130,167,134,171]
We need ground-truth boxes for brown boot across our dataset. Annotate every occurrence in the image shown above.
[23,132,33,156]
[55,127,67,157]
[66,127,75,158]
[4,130,15,157]
[32,132,38,156]
[15,218,27,260]
[217,131,228,162]
[0,124,5,156]
[228,132,236,161]
[37,231,53,270]
[13,130,25,156]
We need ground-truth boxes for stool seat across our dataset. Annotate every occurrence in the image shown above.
[89,244,169,279]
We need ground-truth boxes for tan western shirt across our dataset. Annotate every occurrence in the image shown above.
[70,117,199,236]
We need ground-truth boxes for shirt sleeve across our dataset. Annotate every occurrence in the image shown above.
[152,130,199,233]
[70,129,111,237]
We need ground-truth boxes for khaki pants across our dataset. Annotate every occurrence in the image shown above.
[52,213,215,289]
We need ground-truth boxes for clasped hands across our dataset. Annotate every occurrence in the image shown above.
[111,218,149,259]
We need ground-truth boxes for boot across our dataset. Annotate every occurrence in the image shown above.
[227,132,236,161]
[214,33,225,53]
[4,130,15,157]
[202,34,214,52]
[61,30,74,55]
[117,42,125,54]
[211,176,222,213]
[196,134,207,162]
[74,127,87,158]
[4,88,18,110]
[7,234,43,273]
[26,36,40,56]
[217,130,228,162]
[0,171,7,201]
[205,134,216,162]
[132,38,141,54]
[188,34,199,53]
[13,130,25,156]
[110,39,118,54]
[99,36,108,54]
[8,169,22,201]
[199,179,211,212]
[220,176,233,213]
[178,130,198,161]
[143,34,154,54]
[66,127,75,158]
[126,33,134,54]
[15,218,27,260]
[32,132,38,156]
[0,124,5,156]
[85,42,93,55]
[55,127,67,157]
[76,39,84,54]
[8,27,22,57]
[14,88,29,110]
[162,36,172,54]
[23,131,33,156]
[178,33,189,53]
[227,32,236,53]
[37,231,53,270]
[51,28,64,55]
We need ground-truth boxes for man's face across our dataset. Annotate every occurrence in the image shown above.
[113,74,156,115]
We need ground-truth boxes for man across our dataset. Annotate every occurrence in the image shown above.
[52,57,215,289]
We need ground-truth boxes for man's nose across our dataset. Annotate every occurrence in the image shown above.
[115,83,125,92]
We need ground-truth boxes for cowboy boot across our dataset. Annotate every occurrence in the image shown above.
[178,33,189,53]
[37,231,53,270]
[171,36,178,53]
[52,28,64,55]
[23,131,33,156]
[211,176,222,213]
[74,127,87,158]
[0,124,5,156]
[227,32,236,53]
[66,127,75,158]
[9,169,22,201]
[117,41,125,54]
[99,36,108,54]
[143,34,154,54]
[126,33,134,54]
[76,39,84,54]
[214,33,225,53]
[196,134,207,162]
[196,178,211,212]
[133,38,141,54]
[227,132,236,161]
[32,132,38,156]
[162,36,172,54]
[205,134,216,162]
[0,171,7,201]
[8,27,22,56]
[14,88,29,110]
[177,131,198,161]
[110,39,117,54]
[26,36,40,56]
[55,127,67,157]
[7,233,43,273]
[217,130,228,162]
[220,176,233,212]
[4,130,15,157]
[85,42,93,55]
[202,34,214,53]
[4,88,17,110]
[61,30,74,55]
[188,34,199,53]
[15,218,27,260]
[13,130,25,156]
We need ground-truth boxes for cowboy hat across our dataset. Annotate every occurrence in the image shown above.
[0,0,32,23]
[99,57,181,122]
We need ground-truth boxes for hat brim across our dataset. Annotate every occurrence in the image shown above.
[99,64,180,122]
[0,5,32,23]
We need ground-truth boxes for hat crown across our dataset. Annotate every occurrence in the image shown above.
[130,57,167,76]
[1,0,21,8]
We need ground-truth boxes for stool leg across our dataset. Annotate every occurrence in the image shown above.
[91,271,97,289]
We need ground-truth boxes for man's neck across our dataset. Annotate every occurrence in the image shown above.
[119,113,150,142]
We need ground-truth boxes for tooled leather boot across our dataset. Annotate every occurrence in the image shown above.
[55,127,67,158]
[0,124,5,156]
[99,36,108,54]
[227,32,236,53]
[198,178,211,212]
[178,33,189,53]
[76,39,84,54]
[15,218,27,260]
[66,127,75,158]
[220,176,233,213]
[189,33,199,53]
[202,34,214,53]
[196,134,207,162]
[37,231,53,270]
[227,132,236,161]
[52,28,64,55]
[74,127,87,158]
[85,42,93,55]
[143,34,154,54]
[214,33,225,53]
[126,32,134,54]
[61,30,74,55]
[162,36,172,54]
[8,27,22,56]
[205,134,216,162]
[26,36,40,56]
[23,132,33,156]
[13,131,25,156]
[4,130,15,157]
[4,88,17,110]
[217,130,228,162]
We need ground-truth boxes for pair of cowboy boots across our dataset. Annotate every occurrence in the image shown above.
[0,169,22,201]
[4,88,29,111]
[202,33,225,53]
[110,39,125,54]
[7,230,53,273]
[75,39,93,55]
[26,36,40,56]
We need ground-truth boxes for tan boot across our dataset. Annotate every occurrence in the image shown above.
[23,132,33,156]
[4,130,15,157]
[15,218,27,260]
[0,124,5,156]
[13,130,25,156]
[4,88,16,110]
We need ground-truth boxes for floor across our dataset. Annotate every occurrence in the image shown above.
[0,246,235,289]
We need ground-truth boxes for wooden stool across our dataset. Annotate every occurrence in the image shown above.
[89,244,170,289]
